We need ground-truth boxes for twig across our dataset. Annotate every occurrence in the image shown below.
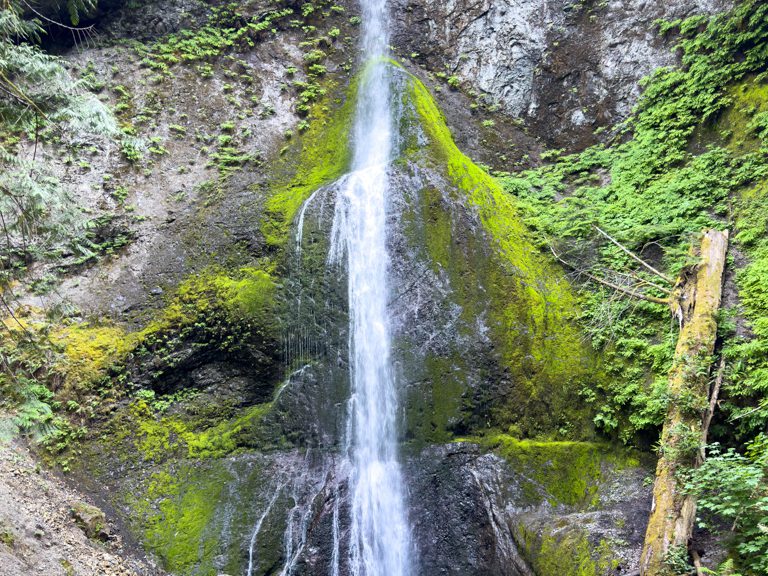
[700,356,725,461]
[595,226,674,284]
[730,399,768,421]
[550,245,669,304]
[21,1,96,33]
[0,293,31,337]
[614,269,675,295]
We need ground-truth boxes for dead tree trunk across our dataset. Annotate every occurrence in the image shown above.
[640,229,729,576]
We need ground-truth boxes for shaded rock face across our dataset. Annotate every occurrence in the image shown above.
[392,0,546,118]
[405,445,536,576]
[391,0,732,148]
[404,443,652,576]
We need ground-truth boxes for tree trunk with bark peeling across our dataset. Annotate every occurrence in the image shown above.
[640,229,729,576]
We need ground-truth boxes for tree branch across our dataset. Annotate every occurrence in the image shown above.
[549,245,670,305]
[595,226,674,284]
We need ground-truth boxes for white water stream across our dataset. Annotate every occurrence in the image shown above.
[328,0,413,574]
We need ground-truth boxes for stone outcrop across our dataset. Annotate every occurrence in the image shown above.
[391,0,733,148]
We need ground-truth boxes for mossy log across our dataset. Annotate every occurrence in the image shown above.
[640,229,729,575]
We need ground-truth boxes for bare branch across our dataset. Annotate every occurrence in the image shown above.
[613,269,675,295]
[549,245,670,305]
[595,225,674,284]
[700,356,725,462]
[20,1,96,33]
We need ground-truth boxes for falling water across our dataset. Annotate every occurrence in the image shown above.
[328,0,412,574]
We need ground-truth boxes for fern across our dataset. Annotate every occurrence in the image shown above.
[66,0,97,26]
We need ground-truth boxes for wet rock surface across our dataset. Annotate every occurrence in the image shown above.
[405,442,652,576]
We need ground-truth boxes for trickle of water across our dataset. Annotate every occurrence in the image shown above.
[328,0,413,574]
[246,479,286,576]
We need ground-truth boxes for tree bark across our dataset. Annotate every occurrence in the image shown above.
[640,229,729,576]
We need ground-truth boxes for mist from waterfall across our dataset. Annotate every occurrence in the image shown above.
[327,0,413,574]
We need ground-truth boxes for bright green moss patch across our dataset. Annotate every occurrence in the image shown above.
[134,463,233,574]
[142,265,277,341]
[50,265,278,394]
[718,82,768,154]
[109,396,277,463]
[261,79,357,247]
[401,72,594,437]
[52,322,136,392]
[476,433,638,507]
[184,401,275,458]
[516,522,620,576]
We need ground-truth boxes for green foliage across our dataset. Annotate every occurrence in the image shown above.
[0,318,95,467]
[498,0,768,445]
[139,5,294,70]
[683,438,768,575]
[0,2,118,291]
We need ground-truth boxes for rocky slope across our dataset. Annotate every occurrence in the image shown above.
[0,440,163,576]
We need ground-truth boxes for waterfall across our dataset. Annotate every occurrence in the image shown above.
[328,0,413,574]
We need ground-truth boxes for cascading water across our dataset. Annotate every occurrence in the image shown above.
[327,0,413,574]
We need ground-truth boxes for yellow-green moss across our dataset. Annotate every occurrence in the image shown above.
[142,265,277,338]
[51,323,136,392]
[112,397,276,462]
[184,402,274,458]
[134,464,233,574]
[409,75,581,360]
[476,433,639,507]
[516,522,619,576]
[719,81,768,154]
[261,78,357,247]
[403,72,594,436]
[48,265,278,398]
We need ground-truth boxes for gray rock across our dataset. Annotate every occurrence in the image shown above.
[392,0,733,147]
[70,501,110,542]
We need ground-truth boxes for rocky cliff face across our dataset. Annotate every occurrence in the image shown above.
[391,0,732,148]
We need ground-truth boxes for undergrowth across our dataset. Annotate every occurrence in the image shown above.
[498,2,768,571]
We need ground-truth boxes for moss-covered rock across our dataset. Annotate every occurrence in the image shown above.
[477,434,639,507]
[476,434,650,576]
[394,68,597,439]
[260,78,358,248]
[516,522,621,576]
[70,501,109,542]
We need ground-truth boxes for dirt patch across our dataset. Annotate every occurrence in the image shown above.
[0,440,164,576]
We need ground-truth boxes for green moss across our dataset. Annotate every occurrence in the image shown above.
[142,265,277,338]
[51,265,278,396]
[109,396,278,463]
[51,323,135,392]
[403,352,466,444]
[719,81,768,153]
[476,433,638,507]
[0,524,15,548]
[516,522,619,576]
[135,463,234,574]
[261,78,357,247]
[184,402,275,458]
[401,72,594,437]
